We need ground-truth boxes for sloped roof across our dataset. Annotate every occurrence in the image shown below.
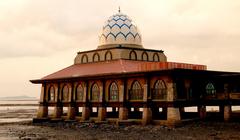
[31,60,206,83]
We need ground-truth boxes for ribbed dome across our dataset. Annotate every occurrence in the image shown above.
[98,11,143,49]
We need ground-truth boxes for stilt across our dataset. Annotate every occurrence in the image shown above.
[142,107,152,125]
[82,107,91,121]
[119,107,128,120]
[53,106,63,118]
[37,105,48,118]
[98,107,106,121]
[67,106,76,120]
[224,105,231,121]
[198,106,206,120]
[167,107,181,126]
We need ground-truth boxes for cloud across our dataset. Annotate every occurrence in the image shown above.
[0,0,105,58]
[1,0,240,59]
[1,0,240,98]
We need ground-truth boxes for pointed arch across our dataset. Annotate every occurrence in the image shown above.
[129,50,137,60]
[93,53,100,62]
[91,83,100,101]
[109,82,119,101]
[153,53,160,62]
[129,81,143,100]
[76,84,84,101]
[152,80,167,100]
[81,54,88,63]
[105,51,113,61]
[142,52,148,61]
[48,85,55,101]
[62,85,69,101]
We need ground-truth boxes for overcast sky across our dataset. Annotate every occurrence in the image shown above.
[0,0,240,98]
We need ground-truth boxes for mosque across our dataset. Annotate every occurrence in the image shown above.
[31,9,240,126]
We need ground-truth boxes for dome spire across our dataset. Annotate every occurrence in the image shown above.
[98,9,143,48]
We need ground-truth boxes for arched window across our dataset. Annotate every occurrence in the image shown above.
[76,84,84,101]
[129,50,137,60]
[152,80,167,100]
[142,52,148,61]
[48,86,55,101]
[91,83,100,101]
[93,53,100,62]
[129,81,143,100]
[206,83,216,96]
[81,54,88,63]
[105,51,112,61]
[62,85,69,101]
[109,82,119,101]
[153,53,160,62]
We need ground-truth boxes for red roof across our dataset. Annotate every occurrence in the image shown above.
[40,60,206,80]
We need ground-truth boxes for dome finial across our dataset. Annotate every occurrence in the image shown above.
[118,6,121,13]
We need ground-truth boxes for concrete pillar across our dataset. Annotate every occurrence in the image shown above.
[82,107,91,121]
[142,108,152,125]
[53,106,63,118]
[98,107,106,121]
[198,106,206,119]
[224,105,231,121]
[119,107,128,120]
[167,107,181,124]
[67,106,76,120]
[39,85,45,103]
[37,84,48,118]
[37,105,48,118]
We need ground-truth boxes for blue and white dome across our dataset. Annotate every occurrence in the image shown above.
[98,11,143,48]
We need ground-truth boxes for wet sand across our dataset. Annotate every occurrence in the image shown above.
[0,109,240,140]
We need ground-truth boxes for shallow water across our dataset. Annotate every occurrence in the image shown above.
[0,100,37,124]
[0,100,38,105]
[0,106,38,111]
[0,118,32,123]
[0,100,38,111]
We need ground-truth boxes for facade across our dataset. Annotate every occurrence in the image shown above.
[31,10,240,126]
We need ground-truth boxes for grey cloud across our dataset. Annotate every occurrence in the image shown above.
[0,0,107,59]
[1,0,240,98]
[0,0,240,71]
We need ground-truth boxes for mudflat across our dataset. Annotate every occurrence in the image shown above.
[0,121,239,140]
[0,108,240,140]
